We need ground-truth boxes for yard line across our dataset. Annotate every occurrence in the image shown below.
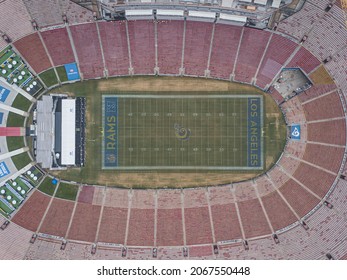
[213,99,216,166]
[196,98,199,168]
[233,98,236,166]
[240,99,243,166]
[226,99,229,167]
[220,99,223,167]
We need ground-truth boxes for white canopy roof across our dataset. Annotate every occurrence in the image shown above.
[125,9,153,16]
[219,13,247,22]
[156,9,184,16]
[61,99,76,165]
[272,0,281,8]
[188,11,216,19]
[254,0,268,5]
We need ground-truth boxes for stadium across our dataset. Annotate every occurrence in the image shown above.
[0,0,346,260]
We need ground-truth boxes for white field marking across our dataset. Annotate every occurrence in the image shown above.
[240,99,243,166]
[233,98,236,166]
[102,166,263,170]
[103,94,262,99]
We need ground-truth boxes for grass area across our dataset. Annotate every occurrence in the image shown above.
[11,94,32,112]
[50,76,287,188]
[56,66,68,82]
[6,136,25,151]
[55,182,79,201]
[0,200,13,216]
[13,177,31,192]
[11,152,32,170]
[39,68,58,87]
[6,112,25,127]
[38,177,57,196]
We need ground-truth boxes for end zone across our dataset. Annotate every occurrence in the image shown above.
[247,97,263,169]
[102,96,118,169]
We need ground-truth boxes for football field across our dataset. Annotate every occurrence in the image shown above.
[102,94,263,170]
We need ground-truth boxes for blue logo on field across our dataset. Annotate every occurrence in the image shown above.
[291,125,301,140]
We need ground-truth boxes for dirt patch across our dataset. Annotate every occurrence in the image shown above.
[97,77,231,92]
[309,65,335,85]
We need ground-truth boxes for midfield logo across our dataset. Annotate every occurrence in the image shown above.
[174,123,191,141]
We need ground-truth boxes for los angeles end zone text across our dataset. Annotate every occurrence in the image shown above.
[102,95,263,170]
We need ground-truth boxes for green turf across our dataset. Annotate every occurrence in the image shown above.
[6,112,25,127]
[6,136,25,151]
[14,177,31,192]
[0,186,21,209]
[11,94,32,112]
[39,68,59,87]
[11,152,32,170]
[38,177,57,196]
[56,66,68,82]
[48,77,287,187]
[103,95,260,170]
[0,200,13,215]
[55,182,79,201]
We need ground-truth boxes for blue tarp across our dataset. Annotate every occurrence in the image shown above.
[64,63,80,81]
[0,85,11,102]
[291,124,301,140]
[0,161,10,178]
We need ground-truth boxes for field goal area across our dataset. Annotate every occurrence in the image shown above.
[102,94,263,170]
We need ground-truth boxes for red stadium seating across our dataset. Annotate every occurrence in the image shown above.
[12,191,50,232]
[286,47,321,74]
[211,203,242,241]
[157,20,184,75]
[78,185,95,204]
[238,199,271,238]
[127,208,155,246]
[156,189,184,246]
[70,23,104,79]
[157,208,184,246]
[14,33,52,74]
[184,206,213,245]
[234,28,271,83]
[298,84,337,103]
[67,202,101,243]
[184,21,213,76]
[292,162,336,198]
[303,144,344,173]
[302,91,344,121]
[255,34,297,89]
[307,119,346,145]
[262,191,297,231]
[40,198,74,238]
[41,27,75,66]
[127,20,155,75]
[98,206,128,244]
[279,179,320,217]
[98,21,130,76]
[209,24,242,80]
